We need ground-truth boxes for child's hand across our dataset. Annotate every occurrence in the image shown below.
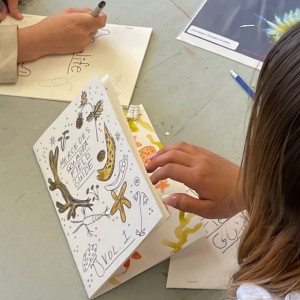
[17,8,107,62]
[0,0,23,21]
[146,142,245,219]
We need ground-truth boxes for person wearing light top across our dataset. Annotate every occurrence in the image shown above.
[146,23,300,300]
[0,0,107,83]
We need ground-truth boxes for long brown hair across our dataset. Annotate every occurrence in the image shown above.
[231,23,300,295]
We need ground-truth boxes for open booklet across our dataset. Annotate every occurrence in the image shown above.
[0,14,152,107]
[33,74,205,299]
[33,74,169,299]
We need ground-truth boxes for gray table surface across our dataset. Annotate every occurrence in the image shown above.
[0,0,259,299]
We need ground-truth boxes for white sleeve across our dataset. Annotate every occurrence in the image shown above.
[0,25,18,83]
[236,284,282,300]
[285,291,300,300]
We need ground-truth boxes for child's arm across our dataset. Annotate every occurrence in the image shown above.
[146,142,245,218]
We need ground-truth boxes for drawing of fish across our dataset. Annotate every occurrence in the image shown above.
[255,8,300,43]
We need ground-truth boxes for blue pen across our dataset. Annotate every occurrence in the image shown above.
[230,70,255,99]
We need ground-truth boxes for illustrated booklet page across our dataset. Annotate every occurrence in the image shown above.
[33,74,169,299]
[0,14,152,107]
[97,105,206,296]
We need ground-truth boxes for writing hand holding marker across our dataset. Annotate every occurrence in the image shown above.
[17,8,107,63]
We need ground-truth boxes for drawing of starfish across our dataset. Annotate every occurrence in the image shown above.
[110,182,131,223]
[155,179,170,193]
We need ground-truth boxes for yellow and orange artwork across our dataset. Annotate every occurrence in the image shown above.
[162,210,202,254]
[155,179,170,193]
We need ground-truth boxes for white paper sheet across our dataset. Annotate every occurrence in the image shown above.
[167,213,245,289]
[0,14,152,107]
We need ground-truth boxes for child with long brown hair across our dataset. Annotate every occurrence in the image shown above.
[146,22,300,299]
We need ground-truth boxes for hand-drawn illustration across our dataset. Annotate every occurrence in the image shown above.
[133,136,142,147]
[134,177,140,186]
[57,130,70,151]
[39,76,74,91]
[83,244,105,277]
[125,112,155,133]
[18,63,31,77]
[72,207,110,237]
[105,155,128,191]
[92,28,111,42]
[86,184,100,202]
[48,146,93,220]
[155,179,170,193]
[146,134,163,149]
[255,8,300,43]
[67,53,92,74]
[76,91,103,141]
[97,150,106,162]
[200,214,246,254]
[33,79,168,298]
[110,182,131,223]
[162,211,202,253]
[138,146,156,165]
[116,251,142,276]
[114,131,122,142]
[49,136,56,146]
[133,191,149,236]
[97,124,116,181]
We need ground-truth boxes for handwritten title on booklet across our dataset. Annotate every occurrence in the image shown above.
[33,74,167,299]
[60,129,93,190]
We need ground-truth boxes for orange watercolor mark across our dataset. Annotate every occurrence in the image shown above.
[155,179,170,193]
[133,135,142,147]
[139,146,156,165]
[116,251,142,276]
